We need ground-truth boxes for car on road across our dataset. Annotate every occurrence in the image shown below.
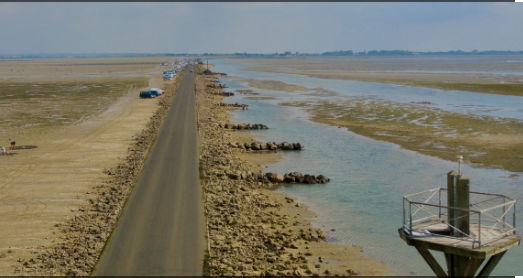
[140,91,156,99]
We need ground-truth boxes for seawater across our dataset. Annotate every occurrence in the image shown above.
[211,59,523,276]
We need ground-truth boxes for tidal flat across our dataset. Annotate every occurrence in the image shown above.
[213,57,523,276]
[225,56,523,173]
[236,55,523,97]
[281,98,523,172]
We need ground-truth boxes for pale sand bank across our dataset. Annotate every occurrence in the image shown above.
[0,57,177,274]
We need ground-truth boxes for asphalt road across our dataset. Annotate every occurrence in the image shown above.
[92,67,205,276]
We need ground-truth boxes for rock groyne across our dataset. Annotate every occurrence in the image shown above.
[230,141,303,151]
[221,123,269,130]
[218,102,248,108]
[226,171,330,185]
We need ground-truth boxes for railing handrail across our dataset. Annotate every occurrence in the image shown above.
[403,188,517,249]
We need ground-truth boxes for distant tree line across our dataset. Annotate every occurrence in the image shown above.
[0,53,187,59]
[320,50,523,56]
[321,50,354,56]
[2,50,523,59]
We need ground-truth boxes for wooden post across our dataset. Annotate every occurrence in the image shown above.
[447,171,459,276]
[415,246,448,277]
[455,255,471,277]
[477,251,506,277]
[447,171,459,234]
[456,175,470,236]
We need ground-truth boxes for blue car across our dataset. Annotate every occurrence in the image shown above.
[140,91,156,99]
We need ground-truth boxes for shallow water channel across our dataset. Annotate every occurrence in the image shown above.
[212,59,523,276]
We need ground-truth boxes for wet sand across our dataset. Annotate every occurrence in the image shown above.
[234,56,523,96]
[221,57,523,173]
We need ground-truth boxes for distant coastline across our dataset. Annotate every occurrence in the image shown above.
[2,50,523,59]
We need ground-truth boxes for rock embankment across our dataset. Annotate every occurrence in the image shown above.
[196,72,348,276]
[220,123,268,130]
[218,102,248,108]
[210,91,235,96]
[15,71,186,276]
[230,141,303,151]
[226,171,330,185]
[207,83,227,89]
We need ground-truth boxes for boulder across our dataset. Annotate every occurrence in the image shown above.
[317,175,330,183]
[282,142,293,150]
[284,174,295,183]
[272,173,285,183]
[251,142,260,151]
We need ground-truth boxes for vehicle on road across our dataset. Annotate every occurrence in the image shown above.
[140,91,156,99]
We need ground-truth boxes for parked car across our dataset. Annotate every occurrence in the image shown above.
[140,91,156,99]
[149,90,160,97]
[150,88,164,95]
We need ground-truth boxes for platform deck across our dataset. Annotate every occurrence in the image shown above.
[399,220,521,259]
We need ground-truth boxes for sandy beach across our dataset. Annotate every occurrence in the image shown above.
[0,57,181,274]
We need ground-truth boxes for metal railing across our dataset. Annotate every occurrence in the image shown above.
[402,187,517,248]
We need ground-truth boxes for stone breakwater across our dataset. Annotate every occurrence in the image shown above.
[218,102,248,108]
[221,123,268,130]
[212,91,235,96]
[15,71,186,276]
[196,73,356,277]
[226,171,330,185]
[229,141,303,151]
[237,89,259,95]
[207,83,228,89]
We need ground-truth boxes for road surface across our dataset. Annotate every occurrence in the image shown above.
[92,67,205,276]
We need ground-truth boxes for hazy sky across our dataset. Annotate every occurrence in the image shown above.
[1,2,522,54]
